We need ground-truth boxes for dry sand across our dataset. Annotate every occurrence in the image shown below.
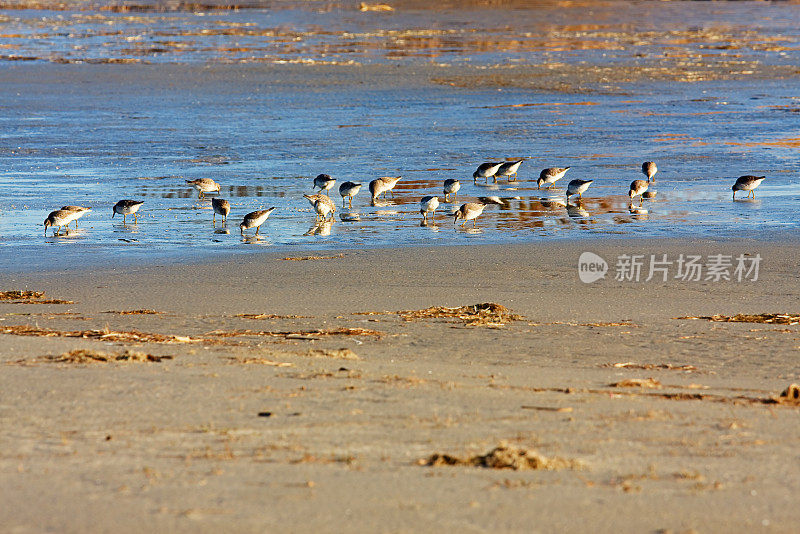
[2,238,800,532]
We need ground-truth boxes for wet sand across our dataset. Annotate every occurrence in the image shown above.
[2,238,800,532]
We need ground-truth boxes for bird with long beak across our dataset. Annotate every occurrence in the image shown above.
[537,167,570,189]
[443,179,460,202]
[112,200,144,225]
[212,198,230,225]
[44,209,78,236]
[473,162,502,183]
[495,160,524,182]
[369,176,402,202]
[732,175,765,200]
[453,197,503,227]
[642,161,657,182]
[339,181,362,208]
[628,179,649,206]
[313,174,336,196]
[420,196,440,222]
[565,179,593,204]
[304,193,336,221]
[239,207,276,236]
[186,178,221,199]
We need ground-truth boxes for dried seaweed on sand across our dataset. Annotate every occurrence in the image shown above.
[280,254,344,261]
[421,443,583,471]
[606,362,697,372]
[0,324,202,344]
[207,327,382,340]
[610,378,663,389]
[41,349,171,363]
[234,313,311,319]
[0,290,73,304]
[103,309,164,315]
[359,302,521,327]
[676,313,800,325]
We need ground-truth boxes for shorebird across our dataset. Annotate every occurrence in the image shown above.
[313,174,336,196]
[339,181,362,208]
[628,179,649,206]
[212,198,230,225]
[60,205,91,228]
[538,167,570,189]
[112,200,144,225]
[732,175,765,200]
[369,176,402,202]
[495,160,524,182]
[186,178,220,199]
[443,179,460,202]
[453,197,503,227]
[44,209,78,236]
[473,162,502,183]
[565,179,593,203]
[304,193,336,221]
[420,196,440,222]
[642,161,657,182]
[239,207,276,235]
[642,191,657,200]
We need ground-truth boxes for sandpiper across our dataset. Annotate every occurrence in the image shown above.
[44,209,78,236]
[420,195,440,221]
[112,200,144,225]
[642,161,657,182]
[565,179,593,203]
[61,205,91,228]
[443,179,460,202]
[313,174,336,196]
[212,198,230,225]
[369,176,402,202]
[240,207,276,235]
[453,197,503,227]
[538,167,570,189]
[473,162,502,183]
[732,175,765,200]
[304,193,336,221]
[186,178,221,199]
[495,160,524,182]
[339,181,362,208]
[628,179,649,206]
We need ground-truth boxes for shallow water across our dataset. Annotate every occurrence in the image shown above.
[1,1,799,270]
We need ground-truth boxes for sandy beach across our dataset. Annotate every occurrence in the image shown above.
[2,238,800,532]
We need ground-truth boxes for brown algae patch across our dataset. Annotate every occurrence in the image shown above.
[605,362,697,372]
[207,327,383,340]
[0,290,73,304]
[610,378,663,389]
[0,324,204,344]
[25,349,172,364]
[103,309,164,315]
[677,313,800,325]
[234,313,312,319]
[280,254,344,261]
[421,443,583,471]
[358,302,521,327]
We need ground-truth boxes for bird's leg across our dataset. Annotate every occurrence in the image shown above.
[122,214,127,225]
[255,226,260,235]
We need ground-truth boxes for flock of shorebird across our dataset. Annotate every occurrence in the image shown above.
[42,162,767,236]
